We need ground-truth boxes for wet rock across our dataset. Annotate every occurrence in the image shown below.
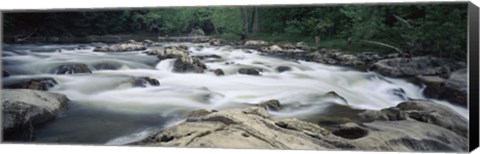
[143,39,154,46]
[439,69,467,106]
[3,70,10,77]
[276,66,292,73]
[133,105,467,152]
[153,46,189,60]
[412,76,446,98]
[134,107,341,150]
[244,40,268,46]
[310,52,364,67]
[370,57,462,77]
[173,57,207,73]
[94,42,147,52]
[131,77,160,87]
[2,89,69,139]
[258,99,282,111]
[238,68,261,76]
[53,64,92,74]
[194,54,222,60]
[260,45,283,53]
[324,91,348,105]
[93,63,121,70]
[355,100,467,138]
[296,42,309,50]
[187,109,213,119]
[357,52,383,65]
[3,77,58,91]
[209,39,222,46]
[213,69,225,76]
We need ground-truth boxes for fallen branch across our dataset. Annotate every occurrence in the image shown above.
[360,39,404,54]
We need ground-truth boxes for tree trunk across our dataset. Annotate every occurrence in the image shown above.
[252,7,260,36]
[241,7,249,39]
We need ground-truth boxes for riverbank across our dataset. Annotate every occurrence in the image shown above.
[1,38,469,152]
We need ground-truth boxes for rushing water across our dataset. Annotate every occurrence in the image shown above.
[1,42,468,145]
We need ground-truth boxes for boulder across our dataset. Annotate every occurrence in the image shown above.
[131,77,160,87]
[354,100,468,138]
[52,64,92,74]
[357,52,383,66]
[3,77,58,91]
[370,57,462,77]
[209,39,222,46]
[92,63,121,70]
[295,42,309,50]
[260,45,283,53]
[440,69,467,106]
[3,70,10,77]
[238,68,261,76]
[257,99,282,111]
[411,76,446,98]
[213,68,225,76]
[173,57,207,73]
[133,105,467,152]
[276,66,292,73]
[2,89,69,138]
[154,46,190,60]
[133,107,343,150]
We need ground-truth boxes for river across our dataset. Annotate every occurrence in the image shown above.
[1,42,468,145]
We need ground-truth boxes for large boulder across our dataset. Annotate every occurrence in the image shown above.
[2,89,69,138]
[439,69,467,105]
[3,77,58,91]
[133,107,344,150]
[370,57,463,77]
[149,46,189,60]
[173,57,207,73]
[354,100,468,138]
[52,64,92,74]
[133,105,467,152]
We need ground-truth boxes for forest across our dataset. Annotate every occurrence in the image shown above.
[3,3,468,59]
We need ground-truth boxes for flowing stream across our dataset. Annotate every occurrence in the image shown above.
[1,42,468,145]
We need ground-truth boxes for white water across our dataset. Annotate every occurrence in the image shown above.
[2,42,469,143]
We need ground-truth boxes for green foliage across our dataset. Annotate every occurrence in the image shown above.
[3,4,468,60]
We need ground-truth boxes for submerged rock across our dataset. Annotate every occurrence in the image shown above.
[258,99,282,111]
[238,68,261,76]
[370,57,462,77]
[53,64,92,74]
[2,89,69,139]
[131,77,160,87]
[3,77,58,91]
[92,63,121,70]
[3,70,10,77]
[213,68,225,76]
[276,66,292,73]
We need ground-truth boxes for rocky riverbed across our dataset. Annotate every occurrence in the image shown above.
[1,39,469,152]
